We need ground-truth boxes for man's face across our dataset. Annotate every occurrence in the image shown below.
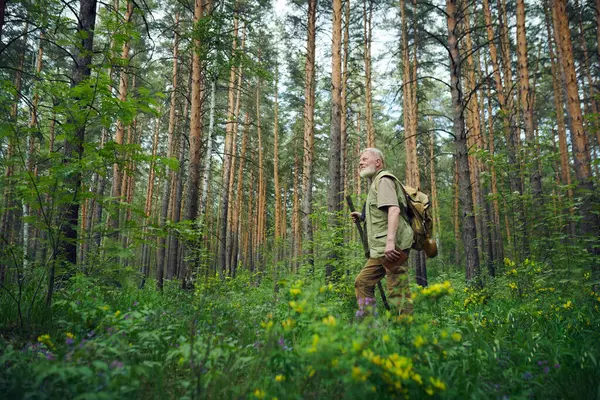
[359,151,382,178]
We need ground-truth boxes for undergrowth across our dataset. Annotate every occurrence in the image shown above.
[1,257,599,399]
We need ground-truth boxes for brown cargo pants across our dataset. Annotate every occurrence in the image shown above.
[354,256,413,315]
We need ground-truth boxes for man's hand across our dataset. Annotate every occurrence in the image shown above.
[350,211,362,223]
[384,242,404,263]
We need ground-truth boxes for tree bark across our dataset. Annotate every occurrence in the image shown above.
[552,0,596,238]
[219,16,239,275]
[326,0,343,280]
[302,0,317,268]
[52,0,97,305]
[516,0,542,199]
[157,13,180,287]
[181,0,205,285]
[363,0,375,148]
[447,0,480,283]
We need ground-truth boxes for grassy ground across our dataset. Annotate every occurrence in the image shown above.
[1,258,599,399]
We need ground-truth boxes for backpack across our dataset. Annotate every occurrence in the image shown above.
[399,184,437,258]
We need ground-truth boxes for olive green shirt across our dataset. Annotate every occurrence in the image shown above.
[365,170,414,258]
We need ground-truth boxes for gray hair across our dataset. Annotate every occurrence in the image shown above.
[362,148,385,166]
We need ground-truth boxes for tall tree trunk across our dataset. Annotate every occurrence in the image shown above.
[23,31,44,270]
[255,73,265,268]
[516,0,542,199]
[363,0,375,148]
[219,16,239,275]
[182,0,205,286]
[341,0,350,212]
[544,4,575,236]
[447,0,480,283]
[464,6,489,271]
[302,0,317,268]
[231,113,249,274]
[453,158,461,265]
[52,0,97,306]
[485,70,504,265]
[273,65,281,247]
[0,22,28,284]
[552,0,596,238]
[292,155,301,272]
[157,13,180,288]
[326,0,343,280]
[110,0,134,226]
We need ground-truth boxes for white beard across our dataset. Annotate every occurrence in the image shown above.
[359,166,377,179]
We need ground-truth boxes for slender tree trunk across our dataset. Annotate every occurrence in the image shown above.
[255,73,265,267]
[273,65,281,247]
[157,13,180,287]
[447,0,480,283]
[485,71,504,264]
[292,155,301,272]
[363,0,375,148]
[464,6,489,270]
[182,0,205,286]
[341,0,350,212]
[544,5,576,236]
[552,0,596,238]
[231,113,249,274]
[52,0,97,306]
[219,16,240,275]
[110,0,134,227]
[453,158,461,265]
[516,0,542,199]
[23,31,44,270]
[326,0,343,280]
[302,0,317,269]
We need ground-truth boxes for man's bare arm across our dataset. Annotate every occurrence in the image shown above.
[384,206,403,262]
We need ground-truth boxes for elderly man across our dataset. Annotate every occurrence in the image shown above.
[351,148,414,315]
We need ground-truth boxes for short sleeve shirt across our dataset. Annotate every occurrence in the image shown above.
[377,177,400,209]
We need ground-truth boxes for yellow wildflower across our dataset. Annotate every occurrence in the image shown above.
[352,366,368,382]
[100,305,109,311]
[281,319,295,330]
[451,332,462,342]
[308,334,319,353]
[414,335,427,348]
[290,288,301,296]
[508,282,518,290]
[382,334,390,343]
[307,365,316,378]
[114,310,121,317]
[412,373,423,385]
[253,389,265,399]
[425,387,434,396]
[65,332,74,339]
[322,315,336,327]
[275,375,285,382]
[563,300,573,310]
[430,377,446,390]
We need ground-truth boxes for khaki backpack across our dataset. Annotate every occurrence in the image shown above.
[399,184,437,258]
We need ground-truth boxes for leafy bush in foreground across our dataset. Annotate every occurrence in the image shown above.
[1,258,599,399]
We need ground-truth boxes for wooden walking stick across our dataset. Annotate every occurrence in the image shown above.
[346,195,390,311]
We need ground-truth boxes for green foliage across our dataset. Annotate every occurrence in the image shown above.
[1,257,599,398]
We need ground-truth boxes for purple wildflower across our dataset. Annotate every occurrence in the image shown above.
[554,363,561,369]
[543,366,550,374]
[46,353,56,361]
[132,301,138,307]
[522,371,533,380]
[110,360,124,369]
[65,337,74,346]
